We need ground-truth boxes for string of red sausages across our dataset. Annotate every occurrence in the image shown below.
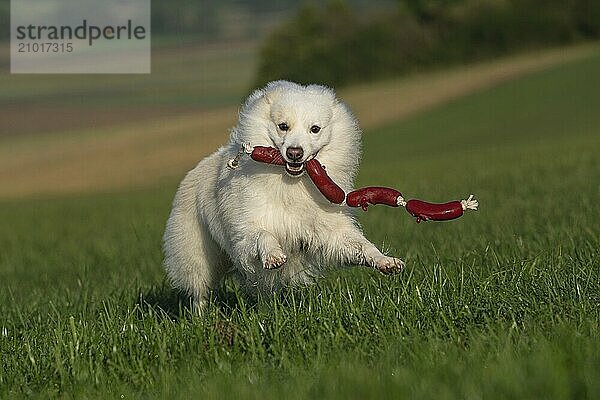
[228,145,478,223]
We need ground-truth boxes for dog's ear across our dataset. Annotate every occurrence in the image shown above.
[263,80,295,104]
[305,84,336,98]
[264,88,281,105]
[241,88,273,118]
[243,88,265,109]
[242,81,287,111]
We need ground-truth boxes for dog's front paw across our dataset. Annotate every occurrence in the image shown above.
[263,252,288,270]
[370,255,405,275]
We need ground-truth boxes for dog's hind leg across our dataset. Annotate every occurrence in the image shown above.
[163,177,229,314]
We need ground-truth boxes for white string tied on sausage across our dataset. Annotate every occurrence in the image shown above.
[396,195,407,207]
[227,143,253,170]
[461,194,479,211]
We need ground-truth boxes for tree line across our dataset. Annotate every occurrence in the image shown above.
[255,0,600,87]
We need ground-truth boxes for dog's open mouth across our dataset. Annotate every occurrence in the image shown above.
[285,162,304,177]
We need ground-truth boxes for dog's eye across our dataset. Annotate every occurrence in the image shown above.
[278,123,289,132]
[310,125,321,134]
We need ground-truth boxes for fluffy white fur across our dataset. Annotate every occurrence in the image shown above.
[163,81,403,312]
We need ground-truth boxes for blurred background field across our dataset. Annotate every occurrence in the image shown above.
[0,0,599,398]
[0,0,599,198]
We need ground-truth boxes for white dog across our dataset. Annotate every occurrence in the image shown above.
[163,81,404,312]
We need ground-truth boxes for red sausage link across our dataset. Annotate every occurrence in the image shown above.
[346,187,402,211]
[247,147,472,222]
[305,159,346,204]
[251,146,285,165]
[405,199,463,223]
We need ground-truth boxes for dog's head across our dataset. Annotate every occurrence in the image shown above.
[233,81,361,187]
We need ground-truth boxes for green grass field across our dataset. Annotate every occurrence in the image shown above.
[1,51,599,398]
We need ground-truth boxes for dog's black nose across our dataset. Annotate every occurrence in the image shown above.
[286,147,304,162]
